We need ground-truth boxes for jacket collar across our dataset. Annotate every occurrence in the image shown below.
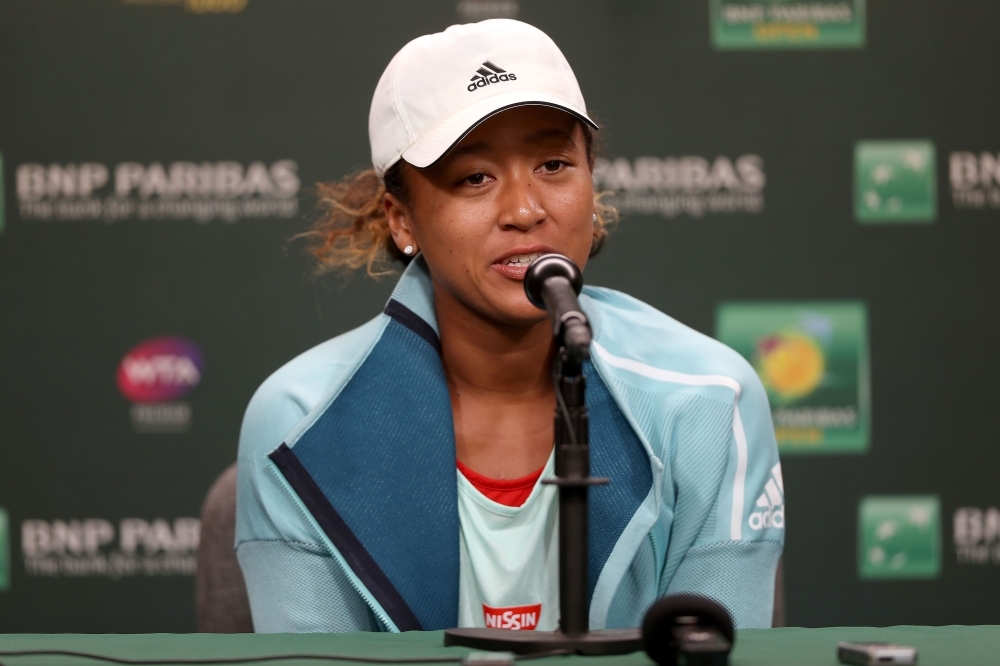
[270,256,652,632]
[388,256,440,336]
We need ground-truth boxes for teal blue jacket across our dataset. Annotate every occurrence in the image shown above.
[235,258,784,633]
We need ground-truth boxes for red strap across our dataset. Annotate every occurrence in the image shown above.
[457,460,544,508]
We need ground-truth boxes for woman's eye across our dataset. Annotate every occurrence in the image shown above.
[541,160,564,172]
[465,173,487,186]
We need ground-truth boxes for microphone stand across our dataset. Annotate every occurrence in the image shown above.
[444,344,642,655]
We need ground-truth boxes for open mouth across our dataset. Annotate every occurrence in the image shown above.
[492,250,548,281]
[499,252,544,267]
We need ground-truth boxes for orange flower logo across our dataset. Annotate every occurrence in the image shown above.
[755,332,825,401]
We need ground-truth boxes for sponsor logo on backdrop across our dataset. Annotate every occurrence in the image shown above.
[483,603,541,631]
[749,463,785,531]
[949,151,1000,210]
[118,336,204,433]
[457,0,519,21]
[954,507,1000,565]
[15,160,299,224]
[859,496,940,579]
[0,508,9,592]
[854,141,936,223]
[716,301,870,453]
[122,0,248,13]
[21,518,199,579]
[710,0,865,49]
[592,155,765,218]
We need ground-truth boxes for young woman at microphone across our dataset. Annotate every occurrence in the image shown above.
[235,19,782,634]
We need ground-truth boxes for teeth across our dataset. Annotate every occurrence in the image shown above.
[503,252,543,266]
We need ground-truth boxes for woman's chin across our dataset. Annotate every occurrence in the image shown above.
[484,300,551,330]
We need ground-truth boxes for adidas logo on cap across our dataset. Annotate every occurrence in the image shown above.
[467,60,517,92]
[748,463,785,531]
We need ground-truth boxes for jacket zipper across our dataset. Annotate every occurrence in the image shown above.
[271,462,397,632]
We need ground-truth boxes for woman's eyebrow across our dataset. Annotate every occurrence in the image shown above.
[448,126,574,159]
[524,127,575,145]
[450,140,492,156]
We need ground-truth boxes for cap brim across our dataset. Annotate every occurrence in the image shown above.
[400,91,598,170]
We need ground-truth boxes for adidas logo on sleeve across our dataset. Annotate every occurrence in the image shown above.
[467,60,517,92]
[748,463,785,531]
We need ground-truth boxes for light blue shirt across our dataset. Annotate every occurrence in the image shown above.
[458,451,560,631]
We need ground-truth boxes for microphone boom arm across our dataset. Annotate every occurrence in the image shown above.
[540,275,591,361]
[523,255,592,361]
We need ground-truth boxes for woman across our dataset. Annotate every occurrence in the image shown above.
[235,19,782,634]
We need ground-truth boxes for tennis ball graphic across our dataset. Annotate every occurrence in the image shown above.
[755,332,825,401]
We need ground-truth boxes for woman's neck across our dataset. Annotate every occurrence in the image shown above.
[433,282,556,479]
[436,297,553,395]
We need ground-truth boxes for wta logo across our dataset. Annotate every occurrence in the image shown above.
[483,603,540,631]
[117,337,204,403]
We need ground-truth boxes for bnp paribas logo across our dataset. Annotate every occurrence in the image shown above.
[855,140,937,223]
[859,496,941,580]
[0,508,9,591]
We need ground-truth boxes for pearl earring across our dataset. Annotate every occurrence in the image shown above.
[593,213,598,223]
[404,245,414,255]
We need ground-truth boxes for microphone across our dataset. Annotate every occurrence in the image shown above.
[524,254,592,360]
[641,594,735,666]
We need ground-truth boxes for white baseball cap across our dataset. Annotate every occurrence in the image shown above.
[369,19,598,178]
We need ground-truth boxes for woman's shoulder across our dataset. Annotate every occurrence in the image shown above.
[235,315,389,546]
[240,315,387,454]
[581,286,759,392]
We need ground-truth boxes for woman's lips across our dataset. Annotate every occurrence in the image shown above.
[492,262,530,280]
[491,251,546,281]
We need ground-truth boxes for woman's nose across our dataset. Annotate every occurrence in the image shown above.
[497,172,546,231]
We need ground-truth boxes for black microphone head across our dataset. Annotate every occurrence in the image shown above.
[524,254,583,310]
[641,594,735,666]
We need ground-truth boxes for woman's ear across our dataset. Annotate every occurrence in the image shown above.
[384,191,417,255]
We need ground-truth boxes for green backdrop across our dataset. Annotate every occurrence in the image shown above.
[1,0,998,632]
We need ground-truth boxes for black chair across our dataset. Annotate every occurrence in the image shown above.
[772,557,785,627]
[196,463,253,632]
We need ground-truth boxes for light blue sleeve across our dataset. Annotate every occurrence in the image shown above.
[235,360,379,633]
[236,541,378,633]
[661,367,784,629]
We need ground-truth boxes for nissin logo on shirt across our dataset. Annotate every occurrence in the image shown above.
[483,603,540,630]
[117,337,204,403]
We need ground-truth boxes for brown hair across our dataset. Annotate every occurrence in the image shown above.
[300,121,618,277]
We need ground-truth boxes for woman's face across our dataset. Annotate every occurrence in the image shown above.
[388,106,595,327]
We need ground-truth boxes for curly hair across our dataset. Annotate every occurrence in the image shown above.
[300,121,618,277]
